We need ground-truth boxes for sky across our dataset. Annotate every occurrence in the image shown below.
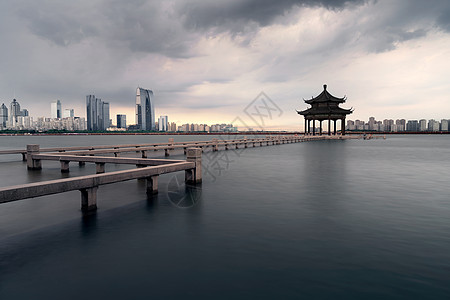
[1,0,450,131]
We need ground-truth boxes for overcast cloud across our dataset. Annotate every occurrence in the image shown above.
[1,0,450,129]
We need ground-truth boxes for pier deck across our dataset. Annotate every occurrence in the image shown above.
[0,135,360,212]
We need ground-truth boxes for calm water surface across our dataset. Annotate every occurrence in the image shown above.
[0,134,449,299]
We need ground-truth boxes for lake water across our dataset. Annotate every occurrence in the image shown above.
[0,134,449,299]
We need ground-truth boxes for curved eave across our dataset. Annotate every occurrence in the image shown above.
[304,90,346,104]
[296,107,353,116]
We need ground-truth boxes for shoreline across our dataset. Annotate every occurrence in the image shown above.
[1,131,450,136]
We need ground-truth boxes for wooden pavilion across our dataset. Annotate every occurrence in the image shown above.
[297,85,353,135]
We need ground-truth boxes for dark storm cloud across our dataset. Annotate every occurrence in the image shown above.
[13,0,369,59]
[16,0,197,58]
[178,0,365,29]
[12,0,450,58]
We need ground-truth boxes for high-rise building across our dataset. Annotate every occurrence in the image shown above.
[419,119,427,131]
[395,119,406,131]
[0,103,8,128]
[9,99,21,127]
[406,120,419,131]
[117,114,127,129]
[51,100,62,119]
[169,122,177,132]
[103,102,110,129]
[63,109,74,118]
[158,115,168,131]
[86,95,110,131]
[428,119,440,132]
[135,87,155,131]
[440,119,448,131]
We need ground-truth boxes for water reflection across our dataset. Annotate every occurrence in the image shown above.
[80,212,97,237]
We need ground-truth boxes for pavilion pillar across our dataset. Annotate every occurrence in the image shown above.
[342,118,346,135]
[304,119,307,135]
[312,119,316,136]
[319,120,323,135]
[328,119,331,135]
[334,120,337,135]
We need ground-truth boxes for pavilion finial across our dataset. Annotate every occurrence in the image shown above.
[323,84,327,90]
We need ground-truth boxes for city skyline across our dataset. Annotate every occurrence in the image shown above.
[1,1,450,130]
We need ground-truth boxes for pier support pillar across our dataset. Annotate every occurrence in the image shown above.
[60,160,70,173]
[114,152,120,157]
[183,147,187,155]
[244,136,248,148]
[80,187,98,212]
[185,148,202,184]
[146,176,158,195]
[27,144,41,170]
[96,163,105,174]
[141,150,147,158]
[225,144,229,150]
[79,162,85,167]
[165,149,170,157]
[22,152,27,161]
[212,138,219,151]
[168,138,174,150]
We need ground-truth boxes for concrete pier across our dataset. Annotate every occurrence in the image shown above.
[146,176,158,195]
[185,148,202,184]
[61,161,70,173]
[96,163,106,174]
[27,144,41,170]
[80,187,98,212]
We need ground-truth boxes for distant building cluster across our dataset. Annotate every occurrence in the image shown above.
[0,98,86,131]
[346,117,449,132]
[1,88,239,133]
[175,123,237,133]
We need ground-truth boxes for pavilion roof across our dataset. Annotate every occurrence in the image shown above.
[304,84,346,104]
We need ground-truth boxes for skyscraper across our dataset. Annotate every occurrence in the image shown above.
[63,109,74,118]
[51,100,62,119]
[158,115,168,131]
[9,99,21,127]
[117,114,127,129]
[0,103,8,128]
[86,95,110,131]
[135,87,155,131]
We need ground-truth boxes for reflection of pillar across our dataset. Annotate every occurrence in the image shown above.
[334,120,337,135]
[328,119,331,135]
[312,119,316,135]
[319,120,322,135]
[342,118,346,135]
